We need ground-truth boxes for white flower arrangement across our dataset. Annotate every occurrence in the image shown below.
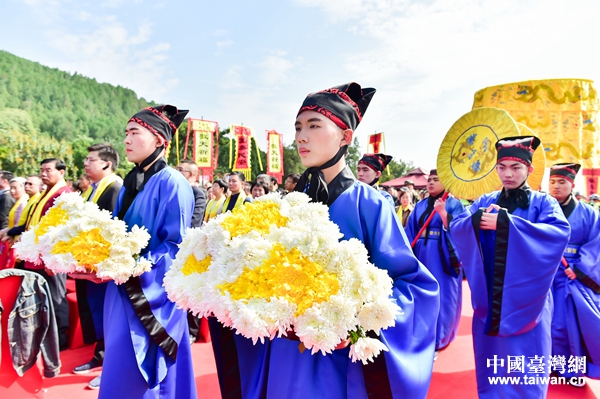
[13,192,152,284]
[164,192,402,364]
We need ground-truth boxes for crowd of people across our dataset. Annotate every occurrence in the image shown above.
[0,82,598,399]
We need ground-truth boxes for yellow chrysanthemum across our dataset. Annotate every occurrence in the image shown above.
[35,207,69,242]
[219,243,339,316]
[221,202,288,238]
[51,228,111,271]
[181,254,212,276]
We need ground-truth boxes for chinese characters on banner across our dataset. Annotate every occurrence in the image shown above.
[367,132,385,154]
[266,130,284,183]
[231,125,254,180]
[187,119,219,181]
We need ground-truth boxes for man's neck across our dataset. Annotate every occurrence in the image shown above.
[322,159,346,184]
[142,151,164,172]
[230,190,241,196]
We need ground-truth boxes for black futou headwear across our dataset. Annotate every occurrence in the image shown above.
[294,83,376,205]
[358,153,393,186]
[495,136,541,166]
[297,82,375,131]
[359,153,393,173]
[120,104,189,219]
[128,105,189,144]
[550,163,581,184]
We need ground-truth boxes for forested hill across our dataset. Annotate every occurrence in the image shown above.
[0,50,153,142]
[0,50,154,177]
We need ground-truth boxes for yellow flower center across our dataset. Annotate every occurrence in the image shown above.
[181,254,212,275]
[35,207,69,242]
[51,228,111,271]
[219,243,339,316]
[221,201,288,238]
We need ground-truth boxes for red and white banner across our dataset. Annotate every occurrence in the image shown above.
[266,130,284,183]
[367,132,385,154]
[231,125,254,180]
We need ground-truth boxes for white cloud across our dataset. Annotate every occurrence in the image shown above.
[216,39,234,48]
[258,51,302,87]
[17,1,177,101]
[295,0,600,168]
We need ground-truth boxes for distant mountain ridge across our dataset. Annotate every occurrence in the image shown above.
[0,50,154,170]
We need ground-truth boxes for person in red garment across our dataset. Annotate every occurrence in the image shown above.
[23,158,73,350]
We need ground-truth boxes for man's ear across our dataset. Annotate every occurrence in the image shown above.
[528,165,534,175]
[376,171,382,179]
[341,129,353,147]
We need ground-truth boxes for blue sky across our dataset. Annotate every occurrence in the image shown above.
[2,0,599,170]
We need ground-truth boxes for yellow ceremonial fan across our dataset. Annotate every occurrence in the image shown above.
[437,107,520,200]
[515,122,546,191]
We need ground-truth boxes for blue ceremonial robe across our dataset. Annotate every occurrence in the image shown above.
[450,190,570,399]
[379,188,396,208]
[405,195,465,350]
[99,168,197,399]
[261,172,440,399]
[551,201,600,379]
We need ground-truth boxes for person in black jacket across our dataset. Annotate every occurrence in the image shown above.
[0,170,16,230]
[177,159,206,228]
[72,143,122,390]
[176,159,207,344]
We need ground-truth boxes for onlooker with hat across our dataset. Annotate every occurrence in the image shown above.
[574,191,587,203]
[404,179,420,205]
[448,136,570,398]
[589,194,600,210]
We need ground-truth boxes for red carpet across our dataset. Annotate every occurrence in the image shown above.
[3,281,600,398]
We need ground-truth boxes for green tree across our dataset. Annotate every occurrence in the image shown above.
[0,128,76,179]
[346,137,362,177]
[283,141,304,175]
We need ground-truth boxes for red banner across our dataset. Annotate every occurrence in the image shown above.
[266,130,284,183]
[367,132,384,153]
[231,125,254,180]
[582,168,600,198]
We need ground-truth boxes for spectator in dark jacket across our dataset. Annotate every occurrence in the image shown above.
[0,268,61,378]
[0,171,16,229]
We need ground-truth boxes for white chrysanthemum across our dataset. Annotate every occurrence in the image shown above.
[14,192,151,284]
[349,337,389,365]
[163,191,399,364]
[357,298,402,332]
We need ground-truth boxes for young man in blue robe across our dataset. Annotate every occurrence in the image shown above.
[223,82,438,399]
[356,153,396,207]
[449,136,570,398]
[405,169,464,355]
[97,105,197,398]
[548,163,600,384]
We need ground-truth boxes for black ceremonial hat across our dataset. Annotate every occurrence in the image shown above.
[358,153,393,173]
[129,104,189,143]
[550,163,581,184]
[297,82,376,130]
[495,136,541,166]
